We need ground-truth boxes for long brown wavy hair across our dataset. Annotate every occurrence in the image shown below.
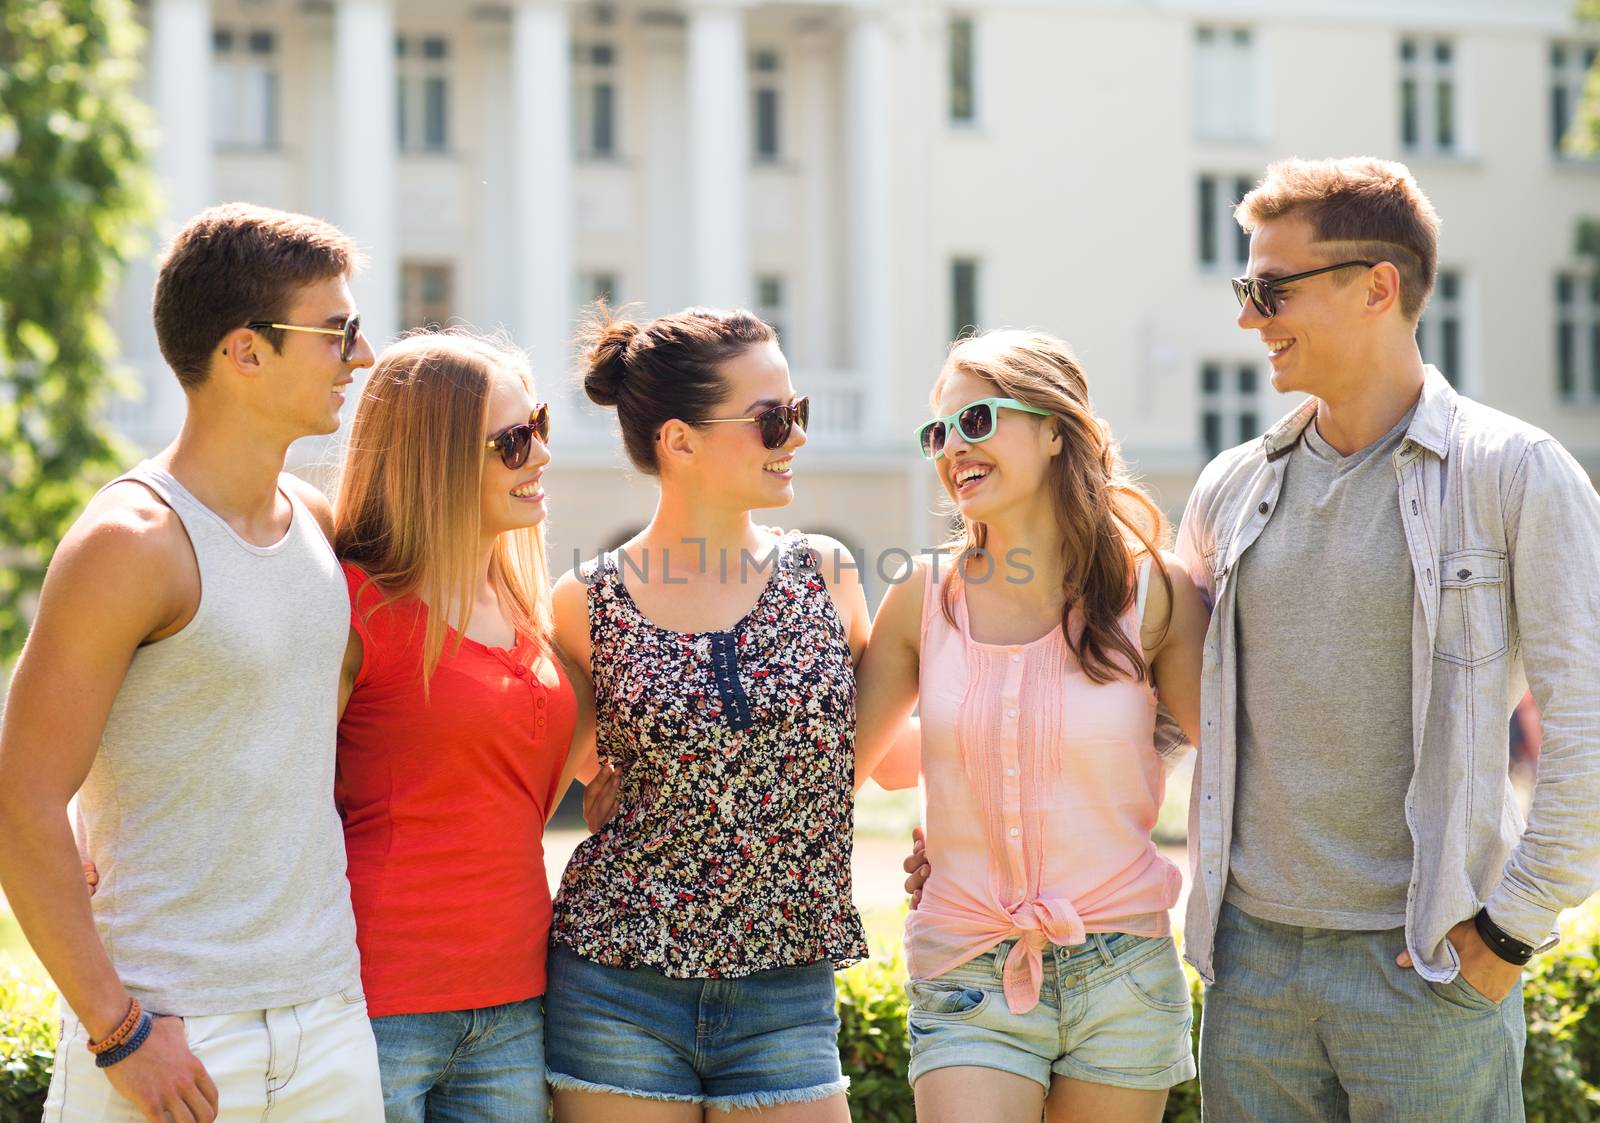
[935,330,1172,684]
[333,329,555,689]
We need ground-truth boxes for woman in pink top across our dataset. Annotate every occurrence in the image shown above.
[857,330,1208,1123]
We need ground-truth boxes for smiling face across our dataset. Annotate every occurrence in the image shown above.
[688,340,806,510]
[479,367,551,539]
[253,274,375,437]
[1236,213,1378,400]
[930,368,1060,524]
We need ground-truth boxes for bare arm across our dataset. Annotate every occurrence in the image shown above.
[0,486,217,1119]
[853,563,925,790]
[1144,551,1207,750]
[806,534,871,666]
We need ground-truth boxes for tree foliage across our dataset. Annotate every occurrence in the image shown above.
[0,0,156,662]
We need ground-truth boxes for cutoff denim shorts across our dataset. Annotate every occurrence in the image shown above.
[543,942,847,1112]
[906,931,1196,1092]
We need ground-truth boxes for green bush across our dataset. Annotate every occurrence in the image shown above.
[836,942,914,1123]
[831,915,1600,1122]
[0,962,55,1123]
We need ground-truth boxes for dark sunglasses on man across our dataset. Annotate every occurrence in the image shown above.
[1230,261,1376,319]
[692,396,810,450]
[244,314,363,362]
[485,403,552,470]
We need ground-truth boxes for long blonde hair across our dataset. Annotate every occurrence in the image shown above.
[935,330,1171,684]
[334,329,555,687]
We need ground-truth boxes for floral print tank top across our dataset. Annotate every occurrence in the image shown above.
[550,532,868,978]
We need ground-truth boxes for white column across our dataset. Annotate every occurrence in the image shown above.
[642,21,690,315]
[794,24,838,371]
[687,2,750,309]
[336,0,399,347]
[139,0,212,444]
[475,17,516,335]
[846,5,892,442]
[512,0,574,386]
[151,0,213,227]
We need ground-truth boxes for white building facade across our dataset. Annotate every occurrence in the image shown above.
[117,0,1600,584]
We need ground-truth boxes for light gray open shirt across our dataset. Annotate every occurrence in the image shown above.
[1175,367,1600,984]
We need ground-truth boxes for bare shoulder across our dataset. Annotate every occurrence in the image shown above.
[280,472,335,541]
[799,532,864,594]
[872,556,931,648]
[1142,550,1205,650]
[43,481,196,640]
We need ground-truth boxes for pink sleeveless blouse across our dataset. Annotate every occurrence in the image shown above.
[906,557,1183,1014]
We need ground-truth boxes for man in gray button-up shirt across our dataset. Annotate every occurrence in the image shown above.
[1176,156,1600,1120]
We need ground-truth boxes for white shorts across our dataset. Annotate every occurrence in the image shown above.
[44,988,383,1122]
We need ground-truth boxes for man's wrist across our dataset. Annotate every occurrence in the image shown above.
[1473,908,1534,967]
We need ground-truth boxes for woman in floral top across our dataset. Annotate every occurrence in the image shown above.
[545,304,870,1121]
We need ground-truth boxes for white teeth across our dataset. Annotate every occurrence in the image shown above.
[510,482,542,497]
[764,458,793,473]
[1266,339,1293,355]
[954,465,990,486]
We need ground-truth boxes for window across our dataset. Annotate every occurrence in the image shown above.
[1556,272,1600,404]
[212,28,279,149]
[1551,41,1600,159]
[951,258,979,340]
[401,262,453,329]
[1416,270,1463,387]
[755,275,785,341]
[1193,26,1261,143]
[751,50,782,161]
[1200,362,1262,459]
[396,35,450,153]
[1400,37,1458,155]
[1197,174,1253,270]
[579,271,619,306]
[575,42,618,159]
[949,16,976,125]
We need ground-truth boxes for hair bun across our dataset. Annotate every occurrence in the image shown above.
[581,313,639,408]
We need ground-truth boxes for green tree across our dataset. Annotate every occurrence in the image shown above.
[0,0,155,662]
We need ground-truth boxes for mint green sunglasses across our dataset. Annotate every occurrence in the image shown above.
[915,397,1053,460]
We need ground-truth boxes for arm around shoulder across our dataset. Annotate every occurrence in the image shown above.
[854,560,926,790]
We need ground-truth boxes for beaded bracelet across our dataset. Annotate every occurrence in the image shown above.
[87,997,142,1056]
[95,1011,153,1069]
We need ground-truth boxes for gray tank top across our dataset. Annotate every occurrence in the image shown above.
[74,463,360,1016]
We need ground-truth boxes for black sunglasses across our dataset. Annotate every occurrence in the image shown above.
[1230,261,1376,318]
[245,314,363,361]
[484,403,552,470]
[693,396,810,450]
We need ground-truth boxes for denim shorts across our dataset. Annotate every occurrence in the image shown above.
[543,943,847,1112]
[906,932,1196,1092]
[370,997,546,1123]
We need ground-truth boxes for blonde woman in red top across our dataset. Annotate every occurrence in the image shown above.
[332,330,591,1121]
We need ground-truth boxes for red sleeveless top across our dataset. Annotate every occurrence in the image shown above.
[336,563,578,1017]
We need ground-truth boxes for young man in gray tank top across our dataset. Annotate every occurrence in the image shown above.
[0,205,383,1121]
[1175,158,1600,1120]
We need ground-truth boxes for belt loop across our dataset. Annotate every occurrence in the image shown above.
[993,941,1010,981]
[1094,933,1116,969]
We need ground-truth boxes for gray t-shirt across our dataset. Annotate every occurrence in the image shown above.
[1226,406,1417,930]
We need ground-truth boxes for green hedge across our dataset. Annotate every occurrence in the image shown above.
[4,920,1597,1122]
[0,964,54,1123]
[835,913,1600,1123]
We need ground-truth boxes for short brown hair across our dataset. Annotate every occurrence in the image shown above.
[153,203,359,390]
[1235,157,1440,321]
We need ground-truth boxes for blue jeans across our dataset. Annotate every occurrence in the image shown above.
[1200,903,1525,1122]
[370,997,547,1123]
[543,943,847,1111]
